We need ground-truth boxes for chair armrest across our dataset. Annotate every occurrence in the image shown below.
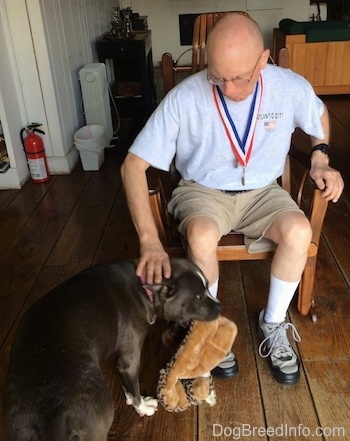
[147,169,168,246]
[147,165,182,248]
[289,144,328,247]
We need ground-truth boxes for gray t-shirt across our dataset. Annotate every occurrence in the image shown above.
[129,64,324,190]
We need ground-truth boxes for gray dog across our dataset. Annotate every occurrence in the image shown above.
[3,258,220,441]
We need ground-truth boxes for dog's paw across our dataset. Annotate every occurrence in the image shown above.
[205,389,217,407]
[124,391,134,406]
[124,391,158,416]
[135,396,158,417]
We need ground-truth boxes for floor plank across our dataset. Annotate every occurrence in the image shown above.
[47,157,120,266]
[304,361,350,441]
[0,178,54,259]
[0,188,18,214]
[291,239,350,362]
[95,186,139,263]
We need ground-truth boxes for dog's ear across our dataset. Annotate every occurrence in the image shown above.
[142,280,176,297]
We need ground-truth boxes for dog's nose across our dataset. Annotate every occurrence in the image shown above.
[209,293,221,313]
[208,292,221,304]
[210,300,221,319]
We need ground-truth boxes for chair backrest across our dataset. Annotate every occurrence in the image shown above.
[191,11,250,73]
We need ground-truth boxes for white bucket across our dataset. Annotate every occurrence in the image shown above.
[74,124,107,171]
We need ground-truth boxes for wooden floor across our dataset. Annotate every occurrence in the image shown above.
[0,96,349,441]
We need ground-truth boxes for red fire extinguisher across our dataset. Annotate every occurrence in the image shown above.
[20,123,50,183]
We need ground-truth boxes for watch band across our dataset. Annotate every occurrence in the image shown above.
[311,143,330,156]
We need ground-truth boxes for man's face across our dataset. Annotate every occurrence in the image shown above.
[207,49,270,102]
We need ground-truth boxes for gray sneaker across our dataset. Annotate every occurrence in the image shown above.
[258,310,301,385]
[211,350,238,379]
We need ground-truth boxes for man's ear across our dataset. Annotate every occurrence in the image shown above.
[261,48,271,69]
[142,280,176,297]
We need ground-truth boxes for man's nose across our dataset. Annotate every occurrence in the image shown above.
[220,80,238,96]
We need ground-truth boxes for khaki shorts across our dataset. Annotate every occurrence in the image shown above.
[167,179,303,254]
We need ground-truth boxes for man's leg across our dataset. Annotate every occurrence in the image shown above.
[186,215,238,379]
[264,211,312,321]
[162,216,221,347]
[186,216,220,296]
[259,211,311,384]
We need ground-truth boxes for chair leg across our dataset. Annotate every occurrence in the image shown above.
[297,256,317,321]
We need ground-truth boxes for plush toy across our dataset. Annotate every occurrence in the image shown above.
[157,315,237,412]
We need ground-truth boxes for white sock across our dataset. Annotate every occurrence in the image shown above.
[264,274,300,323]
[209,279,219,298]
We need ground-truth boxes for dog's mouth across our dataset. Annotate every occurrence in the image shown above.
[178,318,192,327]
[178,311,219,326]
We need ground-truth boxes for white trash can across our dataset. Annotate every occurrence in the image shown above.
[74,124,107,171]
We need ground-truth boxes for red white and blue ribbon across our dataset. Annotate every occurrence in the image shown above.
[212,75,264,176]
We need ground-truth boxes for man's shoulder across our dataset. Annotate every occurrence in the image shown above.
[162,70,210,108]
[264,64,310,87]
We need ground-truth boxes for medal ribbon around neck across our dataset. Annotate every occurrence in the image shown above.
[213,74,264,169]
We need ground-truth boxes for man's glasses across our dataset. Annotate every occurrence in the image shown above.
[207,52,263,87]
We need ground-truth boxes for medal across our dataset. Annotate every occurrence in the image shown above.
[213,75,264,186]
[241,167,246,186]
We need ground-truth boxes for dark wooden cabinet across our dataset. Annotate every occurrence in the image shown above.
[96,31,156,117]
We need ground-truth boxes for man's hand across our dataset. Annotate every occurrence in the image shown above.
[137,239,171,284]
[310,162,344,203]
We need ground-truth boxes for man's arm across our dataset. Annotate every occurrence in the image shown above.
[309,105,344,203]
[120,152,171,283]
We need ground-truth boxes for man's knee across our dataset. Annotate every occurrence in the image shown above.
[267,211,312,247]
[186,216,219,256]
[279,212,312,247]
[288,214,312,243]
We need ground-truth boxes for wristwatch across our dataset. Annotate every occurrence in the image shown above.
[311,143,330,156]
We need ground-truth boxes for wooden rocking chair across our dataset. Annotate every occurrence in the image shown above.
[149,12,329,320]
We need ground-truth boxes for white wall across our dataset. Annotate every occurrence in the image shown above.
[0,0,116,186]
[130,0,310,65]
[0,0,30,188]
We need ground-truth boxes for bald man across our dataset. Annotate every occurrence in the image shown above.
[121,13,343,385]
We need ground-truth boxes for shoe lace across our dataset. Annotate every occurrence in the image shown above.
[259,322,301,359]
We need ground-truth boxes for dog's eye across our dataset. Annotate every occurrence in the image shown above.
[196,293,202,300]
